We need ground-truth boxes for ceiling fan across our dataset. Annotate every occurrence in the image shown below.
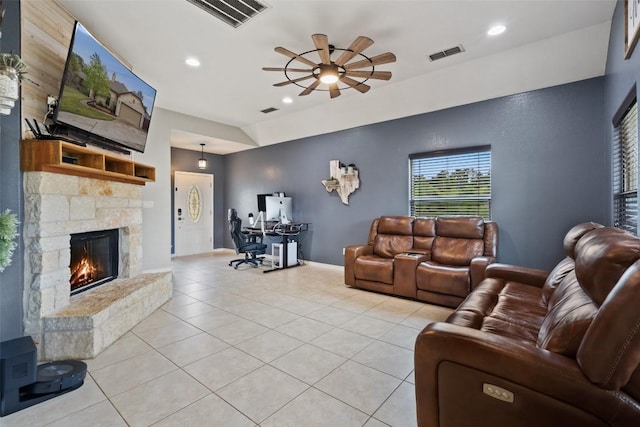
[262,34,396,99]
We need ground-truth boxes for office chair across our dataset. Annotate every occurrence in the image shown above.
[228,208,267,269]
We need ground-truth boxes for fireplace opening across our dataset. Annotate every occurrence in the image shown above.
[70,229,119,295]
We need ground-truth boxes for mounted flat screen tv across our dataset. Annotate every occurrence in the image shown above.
[53,22,156,153]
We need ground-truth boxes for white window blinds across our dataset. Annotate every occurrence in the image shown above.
[613,100,638,233]
[409,146,491,219]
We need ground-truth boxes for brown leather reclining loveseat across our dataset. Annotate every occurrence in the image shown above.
[344,215,498,307]
[415,222,640,426]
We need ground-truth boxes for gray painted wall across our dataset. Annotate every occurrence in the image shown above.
[171,147,226,251]
[225,77,608,271]
[0,0,25,341]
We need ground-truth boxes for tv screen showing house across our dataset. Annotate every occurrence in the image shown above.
[54,22,157,153]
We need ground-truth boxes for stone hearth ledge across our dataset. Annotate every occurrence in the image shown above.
[41,271,172,360]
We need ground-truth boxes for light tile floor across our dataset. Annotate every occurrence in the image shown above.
[2,250,453,427]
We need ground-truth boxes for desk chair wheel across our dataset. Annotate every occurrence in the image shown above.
[229,255,264,269]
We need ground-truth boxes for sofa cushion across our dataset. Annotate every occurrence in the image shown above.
[563,222,604,259]
[372,216,414,258]
[541,257,575,305]
[447,278,546,344]
[354,255,394,284]
[435,216,484,239]
[539,222,603,305]
[413,217,436,251]
[416,262,471,297]
[579,260,640,391]
[537,227,639,358]
[576,231,640,390]
[377,216,414,235]
[575,227,640,305]
[373,235,414,258]
[431,237,484,266]
[367,218,380,245]
[537,270,598,357]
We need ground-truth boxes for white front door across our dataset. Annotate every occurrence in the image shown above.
[174,171,213,256]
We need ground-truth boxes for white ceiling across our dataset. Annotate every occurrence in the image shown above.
[56,0,616,155]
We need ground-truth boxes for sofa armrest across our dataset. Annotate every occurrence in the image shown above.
[469,256,495,290]
[394,252,430,298]
[485,263,549,288]
[415,322,639,427]
[344,245,373,285]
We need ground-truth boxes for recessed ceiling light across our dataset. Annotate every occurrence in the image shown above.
[488,25,506,36]
[282,96,293,104]
[185,57,201,67]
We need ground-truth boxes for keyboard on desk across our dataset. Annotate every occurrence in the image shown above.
[274,223,301,232]
[243,222,302,234]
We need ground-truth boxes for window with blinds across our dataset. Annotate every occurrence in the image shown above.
[613,100,638,233]
[409,146,491,219]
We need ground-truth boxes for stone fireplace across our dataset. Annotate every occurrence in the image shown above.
[23,171,172,360]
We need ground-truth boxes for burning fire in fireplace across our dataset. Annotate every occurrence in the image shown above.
[70,247,99,290]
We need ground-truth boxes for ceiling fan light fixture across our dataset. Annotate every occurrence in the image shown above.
[318,64,340,84]
[319,71,339,84]
[264,34,396,98]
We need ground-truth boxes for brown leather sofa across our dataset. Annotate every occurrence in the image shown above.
[344,215,498,307]
[415,222,640,426]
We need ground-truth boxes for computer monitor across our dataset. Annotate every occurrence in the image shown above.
[265,196,293,223]
[257,194,271,213]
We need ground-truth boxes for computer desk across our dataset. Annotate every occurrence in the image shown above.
[243,222,310,273]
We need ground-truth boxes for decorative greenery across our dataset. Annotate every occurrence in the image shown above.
[0,53,28,81]
[0,209,19,272]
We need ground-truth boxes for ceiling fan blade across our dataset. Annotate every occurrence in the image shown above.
[344,52,397,70]
[273,74,314,87]
[344,70,392,80]
[275,47,318,68]
[334,36,374,66]
[340,76,370,94]
[329,83,341,99]
[262,67,313,72]
[299,80,321,96]
[312,33,331,65]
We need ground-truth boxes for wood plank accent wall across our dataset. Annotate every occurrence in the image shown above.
[20,0,74,138]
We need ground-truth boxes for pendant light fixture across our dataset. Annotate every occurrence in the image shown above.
[198,143,207,169]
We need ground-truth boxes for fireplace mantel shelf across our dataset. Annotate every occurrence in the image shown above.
[21,139,155,185]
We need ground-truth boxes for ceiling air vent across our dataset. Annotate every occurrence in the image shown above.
[260,107,279,114]
[428,45,465,62]
[185,0,267,28]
